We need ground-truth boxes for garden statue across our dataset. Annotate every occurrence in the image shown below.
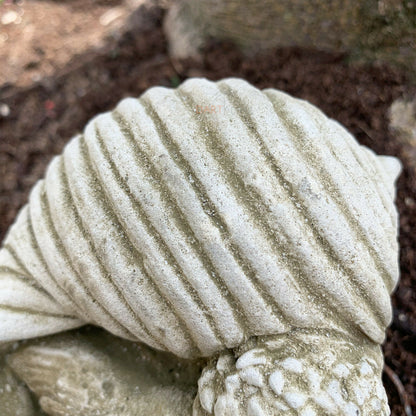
[0,78,401,415]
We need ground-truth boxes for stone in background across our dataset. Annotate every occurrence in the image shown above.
[165,0,416,76]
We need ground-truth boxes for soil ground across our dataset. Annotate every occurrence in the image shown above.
[0,1,415,414]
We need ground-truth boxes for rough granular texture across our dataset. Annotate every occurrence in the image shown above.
[167,0,416,75]
[0,5,414,415]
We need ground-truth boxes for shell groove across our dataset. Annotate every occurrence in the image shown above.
[0,78,400,358]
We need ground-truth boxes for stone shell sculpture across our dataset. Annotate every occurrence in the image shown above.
[0,78,401,415]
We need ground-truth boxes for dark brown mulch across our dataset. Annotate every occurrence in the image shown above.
[0,5,415,415]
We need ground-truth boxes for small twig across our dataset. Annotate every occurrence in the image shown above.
[384,364,413,416]
[356,122,376,143]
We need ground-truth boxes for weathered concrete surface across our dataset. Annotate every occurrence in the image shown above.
[0,78,400,355]
[0,344,42,416]
[165,0,416,75]
[193,330,389,415]
[7,328,202,416]
[0,78,402,415]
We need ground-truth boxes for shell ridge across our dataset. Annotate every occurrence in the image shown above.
[0,251,52,296]
[141,90,286,334]
[197,80,385,340]
[274,96,394,314]
[266,95,389,335]
[301,108,397,260]
[215,81,372,335]
[0,303,79,320]
[0,268,61,308]
[0,216,84,342]
[172,87,289,332]
[27,193,83,317]
[111,108,246,349]
[77,132,180,349]
[2,243,33,277]
[37,180,98,321]
[263,90,390,341]
[138,90,280,334]
[94,119,224,355]
[327,120,397,230]
[358,147,400,229]
[0,213,88,306]
[296,102,397,240]
[90,118,198,355]
[44,155,140,340]
[0,265,29,280]
[225,82,388,339]
[92,118,216,356]
[308,119,397,286]
[60,138,158,344]
[1,243,58,300]
[113,98,252,344]
[0,78,398,369]
[322,142,397,285]
[248,87,389,339]
[330,140,396,238]
[2,206,80,318]
[0,306,82,342]
[0,244,55,296]
[265,91,393,292]
[0,277,69,317]
[44,158,140,330]
[181,81,329,328]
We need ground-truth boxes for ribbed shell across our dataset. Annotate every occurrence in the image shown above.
[0,78,400,358]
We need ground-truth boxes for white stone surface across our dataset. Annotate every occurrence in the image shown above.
[0,78,401,415]
[194,331,390,415]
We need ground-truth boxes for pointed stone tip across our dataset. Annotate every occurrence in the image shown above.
[379,155,402,184]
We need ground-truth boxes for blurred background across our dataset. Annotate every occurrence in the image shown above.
[0,0,415,414]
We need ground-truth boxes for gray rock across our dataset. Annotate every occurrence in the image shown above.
[164,0,416,75]
[0,343,41,416]
[7,328,202,416]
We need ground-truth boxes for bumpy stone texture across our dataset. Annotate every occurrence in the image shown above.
[7,329,201,416]
[164,0,416,75]
[0,344,41,416]
[0,78,401,414]
[193,330,389,416]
